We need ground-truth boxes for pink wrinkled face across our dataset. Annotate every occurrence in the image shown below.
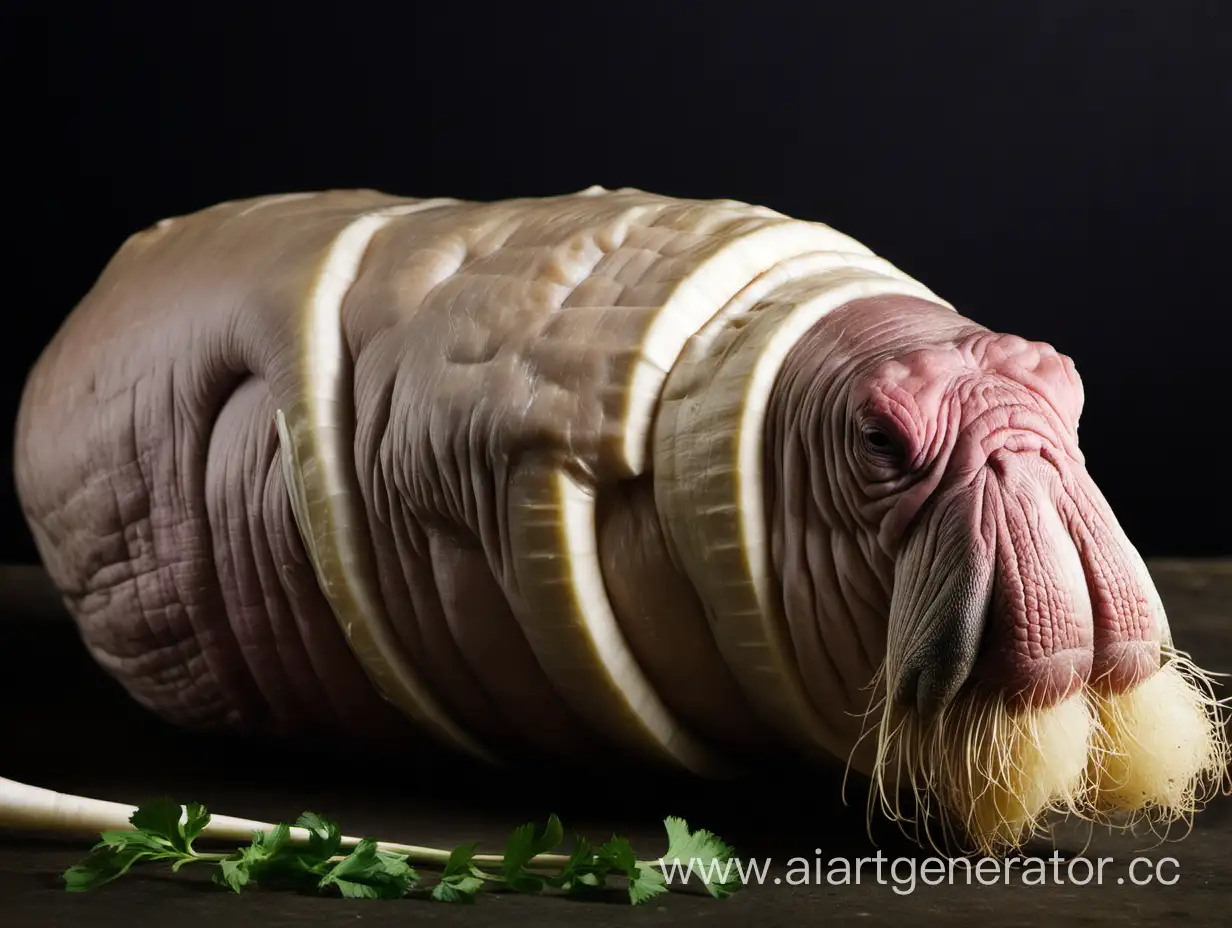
[771,296,1222,853]
[845,329,1163,718]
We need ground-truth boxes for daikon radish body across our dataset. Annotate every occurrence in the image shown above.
[13,187,1227,852]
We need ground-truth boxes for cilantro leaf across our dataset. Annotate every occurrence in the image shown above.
[597,837,636,873]
[129,798,191,853]
[596,837,668,905]
[61,794,741,909]
[63,845,150,892]
[215,857,250,893]
[182,803,211,848]
[430,842,485,903]
[500,814,563,889]
[317,839,418,900]
[64,801,217,892]
[548,837,609,894]
[98,829,174,855]
[212,824,293,894]
[431,874,486,903]
[629,864,667,904]
[295,811,342,864]
[658,816,741,900]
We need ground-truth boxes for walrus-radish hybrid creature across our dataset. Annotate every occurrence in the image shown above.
[13,187,1228,854]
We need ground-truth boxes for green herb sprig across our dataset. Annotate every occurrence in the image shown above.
[63,798,742,905]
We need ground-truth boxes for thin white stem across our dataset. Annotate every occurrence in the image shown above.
[0,777,571,868]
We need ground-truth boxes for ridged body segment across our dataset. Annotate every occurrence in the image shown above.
[14,187,949,773]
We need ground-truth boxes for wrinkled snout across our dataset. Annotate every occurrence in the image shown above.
[889,447,1165,721]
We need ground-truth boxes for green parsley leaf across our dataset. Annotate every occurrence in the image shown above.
[295,811,342,864]
[60,794,742,908]
[98,829,174,855]
[215,857,250,893]
[596,837,668,905]
[212,823,293,894]
[658,816,741,899]
[628,864,667,904]
[181,802,211,848]
[63,845,150,892]
[247,823,292,861]
[430,842,485,904]
[597,836,636,873]
[64,801,217,892]
[548,837,609,894]
[430,874,486,903]
[130,798,191,853]
[500,813,563,888]
[317,839,418,900]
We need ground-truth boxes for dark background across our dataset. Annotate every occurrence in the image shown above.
[3,7,1232,925]
[2,1,1229,563]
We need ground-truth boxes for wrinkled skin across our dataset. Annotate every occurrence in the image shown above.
[16,191,1203,844]
[767,294,1164,746]
[11,190,795,769]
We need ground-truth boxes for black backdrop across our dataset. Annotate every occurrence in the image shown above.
[2,1,1229,563]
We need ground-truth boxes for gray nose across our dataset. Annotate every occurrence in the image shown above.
[892,598,986,722]
[886,512,994,724]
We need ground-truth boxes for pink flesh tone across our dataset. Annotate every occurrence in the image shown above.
[770,295,1163,723]
[863,321,1160,712]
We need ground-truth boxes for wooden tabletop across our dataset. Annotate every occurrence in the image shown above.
[2,560,1230,926]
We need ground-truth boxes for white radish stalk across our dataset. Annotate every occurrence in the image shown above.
[654,265,946,765]
[276,198,496,766]
[0,777,569,867]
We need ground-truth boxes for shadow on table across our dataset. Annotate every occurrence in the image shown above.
[0,606,948,863]
[6,561,1231,867]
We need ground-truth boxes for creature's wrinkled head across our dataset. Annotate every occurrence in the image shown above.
[794,296,1229,853]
